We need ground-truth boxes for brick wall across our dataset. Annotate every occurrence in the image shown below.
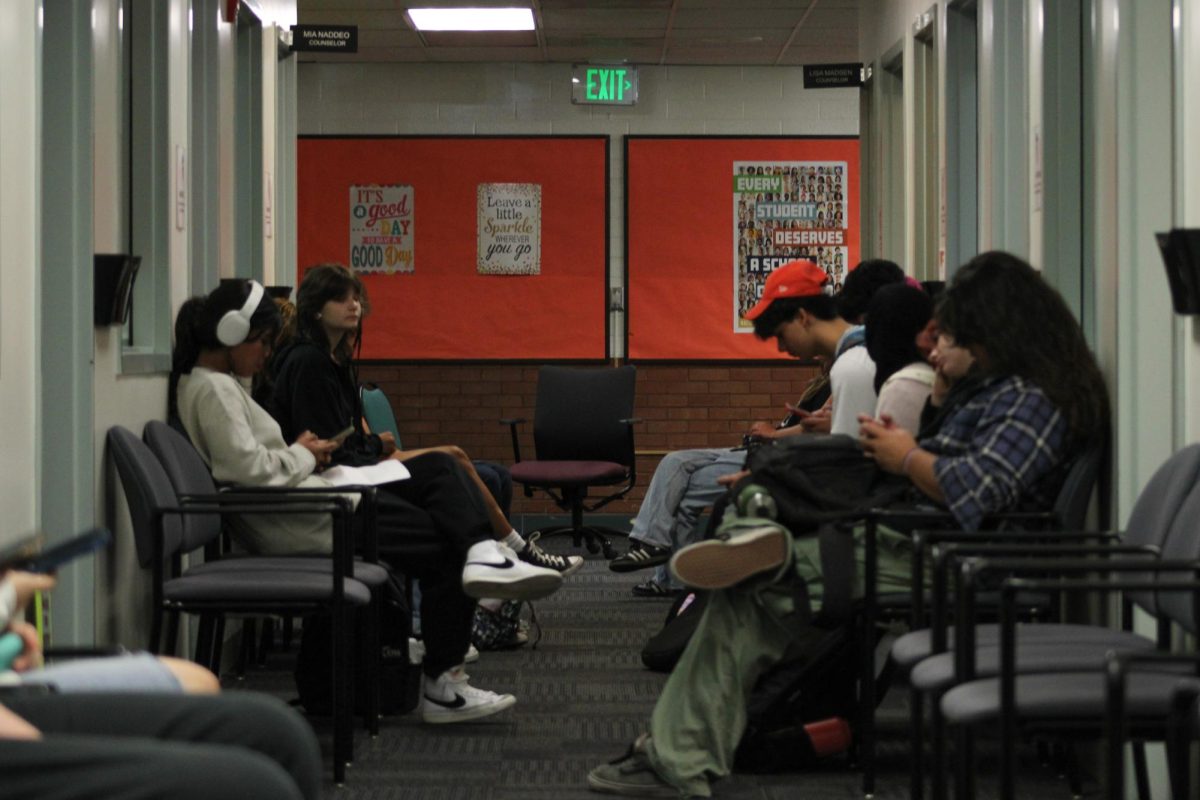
[357,362,821,515]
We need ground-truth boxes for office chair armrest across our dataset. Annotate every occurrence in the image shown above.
[152,498,357,586]
[502,418,527,463]
[205,485,381,562]
[951,555,1183,683]
[924,542,1158,657]
[1104,650,1200,799]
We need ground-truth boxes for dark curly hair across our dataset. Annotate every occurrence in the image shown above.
[935,251,1109,443]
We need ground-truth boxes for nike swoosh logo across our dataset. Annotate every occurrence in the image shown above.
[465,558,516,569]
[424,693,467,709]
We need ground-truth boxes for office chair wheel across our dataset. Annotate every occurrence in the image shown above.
[601,541,618,560]
[584,537,602,554]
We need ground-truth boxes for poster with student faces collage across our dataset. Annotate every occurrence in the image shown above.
[734,161,848,331]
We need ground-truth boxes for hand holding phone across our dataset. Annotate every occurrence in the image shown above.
[330,425,355,445]
[15,528,112,574]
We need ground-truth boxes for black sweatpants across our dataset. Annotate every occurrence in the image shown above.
[374,451,495,677]
[0,692,321,800]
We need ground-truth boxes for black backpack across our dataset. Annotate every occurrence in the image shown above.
[734,624,858,772]
[742,433,912,533]
[640,590,710,673]
[293,570,420,717]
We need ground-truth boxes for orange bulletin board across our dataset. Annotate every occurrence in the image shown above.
[297,136,609,360]
[625,136,860,361]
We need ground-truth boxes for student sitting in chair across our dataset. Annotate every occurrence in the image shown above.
[169,278,562,724]
[586,251,1109,798]
[270,264,581,578]
[607,259,888,596]
[0,568,319,800]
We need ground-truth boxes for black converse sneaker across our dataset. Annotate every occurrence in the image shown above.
[421,667,515,724]
[518,532,584,576]
[609,540,672,573]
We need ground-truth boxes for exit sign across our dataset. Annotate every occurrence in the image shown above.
[571,65,638,106]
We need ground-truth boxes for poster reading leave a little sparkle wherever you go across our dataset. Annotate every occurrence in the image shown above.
[733,162,848,331]
[349,184,414,274]
[477,182,542,275]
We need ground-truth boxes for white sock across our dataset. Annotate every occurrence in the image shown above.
[503,530,526,551]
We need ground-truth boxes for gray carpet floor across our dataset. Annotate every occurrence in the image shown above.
[230,539,1095,799]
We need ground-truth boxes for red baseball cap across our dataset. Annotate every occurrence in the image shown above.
[744,259,829,320]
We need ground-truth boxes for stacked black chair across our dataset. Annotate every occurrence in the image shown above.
[850,436,1107,798]
[107,425,365,784]
[927,444,1200,799]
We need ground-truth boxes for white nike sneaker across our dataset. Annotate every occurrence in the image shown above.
[462,540,562,601]
[421,667,515,724]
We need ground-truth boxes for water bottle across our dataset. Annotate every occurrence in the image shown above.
[737,483,778,519]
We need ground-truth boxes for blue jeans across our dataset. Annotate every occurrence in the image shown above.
[630,448,747,587]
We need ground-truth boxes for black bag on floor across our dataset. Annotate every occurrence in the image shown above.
[640,589,709,673]
[293,571,420,717]
[734,624,858,772]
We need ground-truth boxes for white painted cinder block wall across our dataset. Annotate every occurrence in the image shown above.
[297,63,859,356]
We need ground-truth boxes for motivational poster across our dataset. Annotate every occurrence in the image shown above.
[733,162,849,330]
[477,183,541,275]
[349,184,414,274]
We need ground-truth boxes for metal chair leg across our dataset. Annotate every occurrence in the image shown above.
[910,685,925,800]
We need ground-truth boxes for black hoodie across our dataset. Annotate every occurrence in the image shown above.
[270,337,384,467]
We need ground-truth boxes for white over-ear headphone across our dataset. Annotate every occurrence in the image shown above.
[215,280,265,346]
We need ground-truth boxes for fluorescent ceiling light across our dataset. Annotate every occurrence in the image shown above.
[408,7,534,31]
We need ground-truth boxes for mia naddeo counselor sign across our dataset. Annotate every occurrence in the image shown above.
[290,25,358,53]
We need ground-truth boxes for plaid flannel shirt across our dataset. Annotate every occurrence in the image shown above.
[919,375,1068,531]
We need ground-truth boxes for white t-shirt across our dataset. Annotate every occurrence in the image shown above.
[829,331,878,436]
[876,362,935,435]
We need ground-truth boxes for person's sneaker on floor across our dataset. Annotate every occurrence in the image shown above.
[518,532,584,576]
[631,578,683,599]
[669,524,789,589]
[609,540,672,573]
[421,666,515,724]
[462,539,563,600]
[587,734,682,797]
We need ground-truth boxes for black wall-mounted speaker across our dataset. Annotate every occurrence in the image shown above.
[94,254,141,326]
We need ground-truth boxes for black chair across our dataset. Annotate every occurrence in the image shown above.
[142,419,393,735]
[856,434,1108,799]
[106,425,366,784]
[1105,651,1200,800]
[931,445,1200,800]
[505,365,638,559]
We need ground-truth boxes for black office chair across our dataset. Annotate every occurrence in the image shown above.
[505,365,638,559]
[107,425,366,784]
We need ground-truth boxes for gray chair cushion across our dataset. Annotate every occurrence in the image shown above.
[893,623,1154,670]
[188,556,390,587]
[910,633,1156,691]
[941,669,1200,726]
[165,570,371,606]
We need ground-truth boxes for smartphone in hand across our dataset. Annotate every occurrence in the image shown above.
[14,528,112,574]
